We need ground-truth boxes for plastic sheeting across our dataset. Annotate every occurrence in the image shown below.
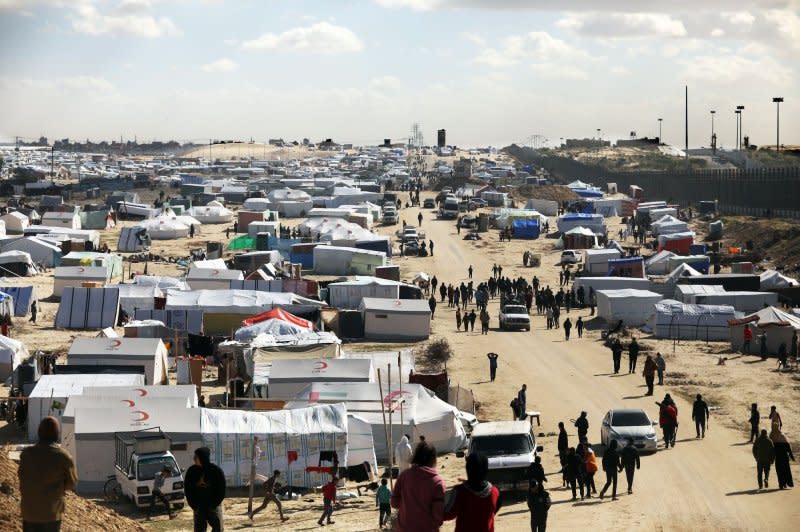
[647,299,736,340]
[760,270,799,290]
[596,289,663,327]
[0,285,36,316]
[55,287,120,329]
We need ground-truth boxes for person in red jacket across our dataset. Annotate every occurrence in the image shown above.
[317,476,338,526]
[444,452,502,532]
[391,441,446,532]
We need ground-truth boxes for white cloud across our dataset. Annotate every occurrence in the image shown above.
[70,3,180,38]
[201,58,239,73]
[370,75,403,92]
[0,75,114,91]
[461,31,487,47]
[475,31,587,68]
[241,22,363,53]
[610,65,630,75]
[710,28,725,37]
[556,12,687,38]
[722,11,755,28]
[683,53,793,85]
[764,9,800,48]
[374,0,791,11]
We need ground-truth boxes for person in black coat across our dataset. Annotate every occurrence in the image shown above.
[564,447,585,500]
[620,439,641,494]
[599,440,621,500]
[184,447,226,532]
[557,422,569,487]
[527,481,551,532]
[527,456,547,487]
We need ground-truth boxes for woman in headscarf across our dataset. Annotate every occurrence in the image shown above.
[770,422,795,489]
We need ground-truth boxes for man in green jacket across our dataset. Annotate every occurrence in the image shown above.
[752,429,776,489]
[19,416,79,531]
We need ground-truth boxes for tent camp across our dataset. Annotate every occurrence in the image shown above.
[729,306,800,356]
[186,267,244,290]
[647,299,737,341]
[313,246,386,276]
[53,266,109,297]
[0,212,29,234]
[200,404,349,488]
[68,338,169,385]
[359,298,431,341]
[596,289,663,327]
[693,291,778,313]
[26,373,145,441]
[0,335,28,382]
[2,237,62,267]
[117,226,150,252]
[55,287,120,329]
[0,285,36,316]
[0,250,37,276]
[267,358,374,398]
[572,277,651,298]
[286,382,466,461]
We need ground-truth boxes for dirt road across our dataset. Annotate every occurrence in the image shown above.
[402,200,798,532]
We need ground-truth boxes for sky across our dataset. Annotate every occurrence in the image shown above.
[0,0,798,149]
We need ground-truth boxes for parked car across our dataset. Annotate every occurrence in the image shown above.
[423,198,435,208]
[600,408,658,452]
[560,249,582,264]
[469,198,488,209]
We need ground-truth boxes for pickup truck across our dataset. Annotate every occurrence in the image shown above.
[382,207,399,225]
[499,304,531,331]
[114,429,185,509]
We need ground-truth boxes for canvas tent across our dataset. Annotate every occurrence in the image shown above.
[0,212,29,234]
[584,249,621,275]
[41,212,81,229]
[116,283,162,315]
[188,201,234,224]
[693,291,778,313]
[645,250,676,275]
[61,252,123,278]
[729,306,800,356]
[266,358,374,399]
[510,219,540,239]
[0,335,28,382]
[650,215,689,236]
[2,237,61,267]
[647,299,737,341]
[328,276,405,309]
[760,270,799,290]
[339,349,415,382]
[186,267,244,290]
[117,226,150,252]
[0,250,37,276]
[55,287,120,329]
[596,289,662,327]
[286,382,466,461]
[572,277,650,298]
[674,284,726,303]
[0,285,37,316]
[26,373,145,441]
[200,404,349,488]
[359,298,431,341]
[68,337,169,385]
[165,289,322,316]
[53,266,109,297]
[313,246,386,276]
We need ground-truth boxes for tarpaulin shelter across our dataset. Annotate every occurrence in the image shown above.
[117,226,150,252]
[584,249,621,275]
[607,257,645,278]
[0,250,37,276]
[55,287,120,329]
[596,289,662,326]
[645,250,677,275]
[0,212,29,234]
[328,276,405,310]
[650,215,689,236]
[674,284,726,303]
[693,291,778,313]
[658,231,695,254]
[68,337,169,385]
[557,213,606,235]
[359,298,431,341]
[666,255,710,274]
[267,358,374,399]
[511,219,540,239]
[188,201,234,224]
[2,236,62,267]
[760,270,799,290]
[186,267,244,290]
[116,283,162,315]
[53,266,109,297]
[729,306,800,356]
[561,227,599,249]
[61,252,123,278]
[339,349,415,382]
[0,285,37,316]
[313,246,386,276]
[242,307,312,328]
[647,299,737,341]
[0,335,28,382]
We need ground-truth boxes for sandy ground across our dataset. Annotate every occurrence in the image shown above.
[2,189,799,531]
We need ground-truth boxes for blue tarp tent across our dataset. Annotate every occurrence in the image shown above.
[511,219,540,239]
[0,286,36,316]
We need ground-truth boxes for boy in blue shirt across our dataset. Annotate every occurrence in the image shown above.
[376,477,392,528]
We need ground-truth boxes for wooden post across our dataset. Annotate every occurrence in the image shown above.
[376,368,392,489]
[398,351,403,427]
[247,436,259,515]
[387,362,393,488]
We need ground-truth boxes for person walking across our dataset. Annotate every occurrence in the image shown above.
[643,355,657,396]
[658,401,678,449]
[545,306,553,330]
[19,417,79,532]
[752,429,776,489]
[469,309,477,332]
[655,352,666,385]
[599,440,621,500]
[456,308,462,331]
[692,394,710,439]
[564,447,585,501]
[742,324,753,354]
[417,212,423,226]
[189,223,195,238]
[376,477,392,528]
[769,405,782,430]
[517,385,527,421]
[628,337,640,374]
[770,423,795,489]
[29,300,37,324]
[468,265,473,279]
[557,422,569,487]
[428,295,437,319]
[576,316,583,338]
[391,441,446,532]
[611,338,623,374]
[250,470,289,522]
[480,309,490,335]
[582,443,598,498]
[563,318,572,341]
[527,480,551,532]
[318,475,338,526]
[748,404,760,443]
[574,412,589,443]
[620,439,640,495]
[429,240,434,256]
[443,452,501,532]
[527,456,547,487]
[395,435,413,474]
[185,447,226,532]
[149,466,177,520]
[487,353,499,382]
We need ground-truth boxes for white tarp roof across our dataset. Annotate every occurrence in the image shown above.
[760,270,799,290]
[69,337,165,357]
[665,263,702,283]
[359,297,430,313]
[339,349,415,382]
[81,384,198,406]
[647,299,737,341]
[165,289,322,314]
[132,275,187,290]
[269,358,374,384]
[596,289,663,327]
[645,250,676,275]
[191,259,228,270]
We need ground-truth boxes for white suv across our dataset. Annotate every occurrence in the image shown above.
[560,250,582,264]
[459,421,542,492]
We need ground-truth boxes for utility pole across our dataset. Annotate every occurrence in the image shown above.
[736,105,745,151]
[710,110,716,154]
[734,109,741,151]
[684,85,688,161]
[658,118,663,144]
[772,97,783,152]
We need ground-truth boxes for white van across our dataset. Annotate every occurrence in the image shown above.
[459,421,542,491]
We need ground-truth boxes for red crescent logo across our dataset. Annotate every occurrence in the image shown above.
[121,399,135,407]
[131,411,149,422]
[313,361,328,370]
[136,388,147,397]
[212,270,219,276]
[78,267,85,273]
[110,339,122,348]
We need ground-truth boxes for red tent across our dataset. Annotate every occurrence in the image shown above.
[241,308,313,329]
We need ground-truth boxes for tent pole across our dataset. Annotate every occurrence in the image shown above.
[247,436,258,515]
[398,351,403,426]
[376,368,392,489]
[388,362,393,489]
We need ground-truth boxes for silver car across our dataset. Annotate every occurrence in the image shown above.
[600,408,658,452]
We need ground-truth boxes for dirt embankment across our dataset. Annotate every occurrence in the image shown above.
[512,184,578,204]
[711,216,800,274]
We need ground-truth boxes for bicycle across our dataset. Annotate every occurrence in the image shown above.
[104,475,123,503]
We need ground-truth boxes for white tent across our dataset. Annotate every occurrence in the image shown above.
[136,213,200,239]
[188,201,234,224]
[132,275,187,291]
[572,277,651,298]
[313,246,386,276]
[116,283,162,314]
[0,212,29,234]
[267,358,374,399]
[583,249,621,275]
[693,291,778,313]
[647,299,737,341]
[82,384,199,405]
[200,404,349,488]
[359,298,431,341]
[186,267,244,290]
[760,270,799,290]
[241,198,273,212]
[0,335,28,382]
[729,306,800,355]
[24,226,100,248]
[233,317,312,343]
[41,212,81,229]
[328,276,403,309]
[650,215,689,236]
[191,258,228,269]
[286,382,466,461]
[117,226,150,252]
[68,338,169,385]
[0,250,37,276]
[645,250,677,275]
[339,349,415,382]
[347,414,378,476]
[674,284,727,304]
[2,237,61,267]
[53,266,109,297]
[664,263,702,284]
[26,373,145,441]
[165,289,323,315]
[596,289,663,327]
